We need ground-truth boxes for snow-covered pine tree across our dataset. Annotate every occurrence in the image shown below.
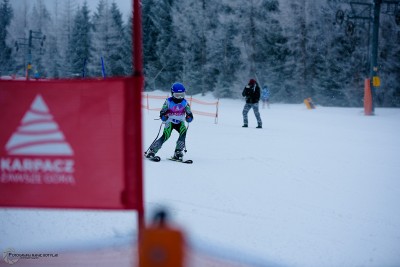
[43,0,62,78]
[213,20,242,98]
[91,0,110,77]
[28,0,51,78]
[316,0,368,107]
[59,0,77,77]
[172,0,211,95]
[152,0,183,89]
[378,12,400,107]
[142,0,163,90]
[7,0,28,77]
[68,2,92,77]
[233,0,287,100]
[0,0,14,76]
[108,2,130,76]
[280,0,308,103]
[253,0,288,103]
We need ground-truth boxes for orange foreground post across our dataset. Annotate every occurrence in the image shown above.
[138,210,186,267]
[364,78,373,115]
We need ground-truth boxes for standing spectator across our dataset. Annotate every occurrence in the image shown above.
[242,79,262,128]
[261,85,270,109]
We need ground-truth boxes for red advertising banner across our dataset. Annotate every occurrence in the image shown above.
[0,77,143,211]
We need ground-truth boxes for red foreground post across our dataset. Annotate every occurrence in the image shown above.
[132,0,145,235]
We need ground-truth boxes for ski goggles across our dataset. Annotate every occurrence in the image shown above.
[173,92,185,99]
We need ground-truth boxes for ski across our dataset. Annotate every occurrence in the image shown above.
[168,158,193,164]
[144,153,192,163]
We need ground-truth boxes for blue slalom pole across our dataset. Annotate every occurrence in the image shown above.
[101,57,106,79]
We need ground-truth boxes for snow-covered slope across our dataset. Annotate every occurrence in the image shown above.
[1,94,400,267]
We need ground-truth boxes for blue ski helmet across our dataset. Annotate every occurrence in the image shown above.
[171,82,186,99]
[171,82,186,93]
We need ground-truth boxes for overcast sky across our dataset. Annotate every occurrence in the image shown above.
[85,0,132,18]
[10,0,132,20]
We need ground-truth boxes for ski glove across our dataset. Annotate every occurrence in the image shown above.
[161,115,168,122]
[185,114,193,123]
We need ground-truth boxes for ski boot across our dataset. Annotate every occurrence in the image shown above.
[146,149,161,162]
[146,149,156,158]
[172,149,184,161]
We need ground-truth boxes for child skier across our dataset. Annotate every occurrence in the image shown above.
[146,82,194,161]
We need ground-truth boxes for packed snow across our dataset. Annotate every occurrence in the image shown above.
[1,92,400,267]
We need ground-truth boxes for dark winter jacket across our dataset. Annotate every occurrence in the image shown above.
[242,82,261,104]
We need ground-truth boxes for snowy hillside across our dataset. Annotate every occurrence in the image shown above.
[144,95,400,267]
[1,94,400,267]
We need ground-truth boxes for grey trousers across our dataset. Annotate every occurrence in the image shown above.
[243,102,262,126]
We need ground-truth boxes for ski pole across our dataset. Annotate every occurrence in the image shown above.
[144,122,163,156]
[184,123,189,153]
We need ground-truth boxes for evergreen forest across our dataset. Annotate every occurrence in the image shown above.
[0,0,399,106]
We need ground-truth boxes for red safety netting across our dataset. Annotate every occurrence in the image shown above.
[141,94,219,124]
